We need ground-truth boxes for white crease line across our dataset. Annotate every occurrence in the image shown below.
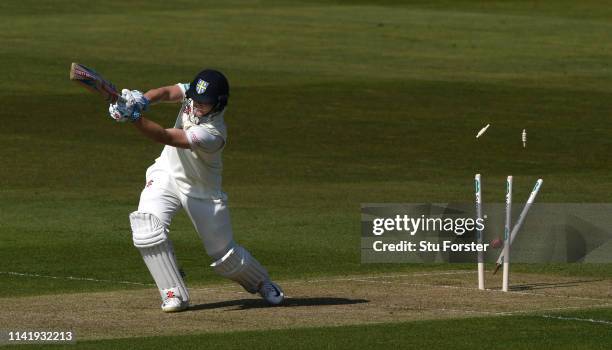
[422,308,500,316]
[349,278,612,303]
[540,315,612,326]
[190,286,245,293]
[187,271,475,294]
[406,271,477,277]
[4,270,610,304]
[281,270,476,285]
[384,304,612,318]
[503,289,610,302]
[458,304,612,317]
[404,304,612,318]
[449,308,497,315]
[0,270,473,292]
[502,304,612,316]
[0,271,154,287]
[344,273,609,302]
[0,270,241,295]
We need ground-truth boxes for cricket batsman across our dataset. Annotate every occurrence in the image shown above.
[108,69,284,312]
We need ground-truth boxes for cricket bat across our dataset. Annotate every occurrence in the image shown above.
[69,62,120,103]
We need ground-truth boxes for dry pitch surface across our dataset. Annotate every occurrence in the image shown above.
[2,271,611,340]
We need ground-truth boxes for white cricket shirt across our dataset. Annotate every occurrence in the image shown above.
[155,83,228,200]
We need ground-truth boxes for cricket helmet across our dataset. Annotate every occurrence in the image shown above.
[186,69,229,112]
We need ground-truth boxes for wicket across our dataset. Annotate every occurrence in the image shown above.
[494,178,543,274]
[474,175,543,292]
[474,174,485,290]
[503,176,513,292]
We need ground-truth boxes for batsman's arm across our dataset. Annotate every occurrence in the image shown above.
[143,85,184,104]
[132,118,190,149]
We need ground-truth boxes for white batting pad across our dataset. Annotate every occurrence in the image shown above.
[210,246,269,293]
[130,211,189,302]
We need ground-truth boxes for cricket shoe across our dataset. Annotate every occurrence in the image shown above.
[161,288,189,313]
[258,280,285,305]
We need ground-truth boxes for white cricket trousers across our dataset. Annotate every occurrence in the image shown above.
[137,164,235,260]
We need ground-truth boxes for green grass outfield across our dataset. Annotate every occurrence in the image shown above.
[1,0,611,348]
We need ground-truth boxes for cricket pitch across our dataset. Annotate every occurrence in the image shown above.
[1,271,610,340]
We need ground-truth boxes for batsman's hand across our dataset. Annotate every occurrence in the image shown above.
[108,103,129,122]
[108,89,150,122]
[130,90,150,115]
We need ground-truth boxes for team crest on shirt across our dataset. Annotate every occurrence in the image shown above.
[196,79,209,94]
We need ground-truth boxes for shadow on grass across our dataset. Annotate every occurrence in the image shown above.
[189,297,369,311]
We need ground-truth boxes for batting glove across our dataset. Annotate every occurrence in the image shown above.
[108,103,129,122]
[130,90,150,120]
[108,89,149,122]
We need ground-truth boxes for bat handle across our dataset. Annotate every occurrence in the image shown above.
[110,92,125,104]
